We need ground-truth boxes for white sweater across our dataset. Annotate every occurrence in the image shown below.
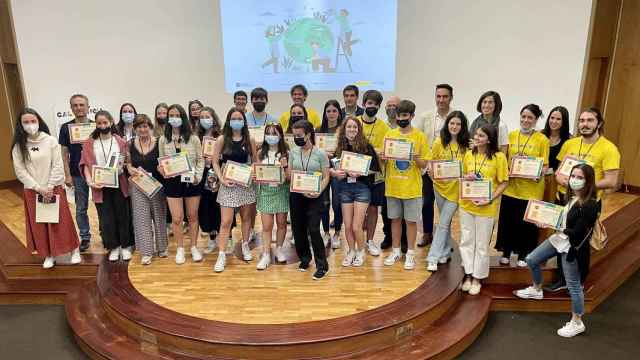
[12,132,65,192]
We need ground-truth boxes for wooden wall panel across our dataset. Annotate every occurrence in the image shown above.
[0,0,16,64]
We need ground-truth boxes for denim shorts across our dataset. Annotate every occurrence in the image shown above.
[339,181,371,204]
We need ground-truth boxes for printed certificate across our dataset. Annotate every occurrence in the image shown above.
[68,122,96,144]
[558,155,586,177]
[460,179,492,201]
[383,138,413,160]
[92,166,119,188]
[510,156,544,179]
[222,160,252,187]
[339,151,372,176]
[254,164,283,185]
[202,136,216,158]
[315,133,338,153]
[249,126,265,143]
[35,195,60,224]
[524,200,564,229]
[130,167,163,198]
[158,153,192,177]
[290,170,322,194]
[431,160,461,180]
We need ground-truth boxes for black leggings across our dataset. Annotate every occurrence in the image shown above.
[290,192,328,270]
[95,188,134,250]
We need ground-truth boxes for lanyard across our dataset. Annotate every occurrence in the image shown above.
[474,153,488,177]
[299,148,313,172]
[99,137,113,165]
[448,143,460,161]
[251,112,269,125]
[578,137,599,160]
[363,118,376,141]
[516,131,534,156]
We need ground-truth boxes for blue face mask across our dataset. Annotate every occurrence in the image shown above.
[168,117,182,128]
[230,119,244,130]
[200,117,213,130]
[264,134,280,145]
[121,113,135,124]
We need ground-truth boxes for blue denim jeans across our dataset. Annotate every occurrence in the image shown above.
[427,190,458,263]
[72,175,91,241]
[525,239,584,315]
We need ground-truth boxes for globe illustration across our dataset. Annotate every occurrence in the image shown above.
[283,18,334,64]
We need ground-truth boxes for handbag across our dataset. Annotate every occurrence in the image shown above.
[589,217,608,251]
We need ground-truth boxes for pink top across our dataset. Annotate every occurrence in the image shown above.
[79,134,129,203]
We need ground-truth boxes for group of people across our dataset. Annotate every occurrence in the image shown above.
[11,82,621,337]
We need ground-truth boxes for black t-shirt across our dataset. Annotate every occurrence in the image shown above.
[129,139,162,181]
[548,138,568,171]
[59,119,92,176]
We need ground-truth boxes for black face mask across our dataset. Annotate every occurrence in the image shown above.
[291,115,305,124]
[253,102,266,112]
[294,136,307,147]
[396,119,410,128]
[98,127,111,134]
[365,106,379,118]
[156,117,167,125]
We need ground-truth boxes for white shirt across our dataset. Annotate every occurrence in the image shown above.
[93,137,118,167]
[12,132,64,192]
[416,108,451,146]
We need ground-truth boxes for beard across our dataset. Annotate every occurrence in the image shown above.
[579,127,597,137]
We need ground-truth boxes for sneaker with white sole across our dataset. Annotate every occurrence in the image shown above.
[461,277,472,292]
[158,249,168,258]
[70,248,81,264]
[342,251,356,267]
[141,255,152,265]
[557,320,586,338]
[469,281,482,295]
[175,247,186,265]
[241,241,253,261]
[121,247,133,261]
[517,260,528,268]
[367,240,381,256]
[515,286,543,300]
[42,256,55,269]
[191,246,203,262]
[203,239,217,254]
[214,252,226,272]
[427,262,438,272]
[323,233,330,247]
[275,247,286,263]
[331,234,340,249]
[404,252,416,270]
[352,251,365,267]
[256,253,271,270]
[108,247,121,262]
[499,257,510,265]
[384,251,402,266]
[438,257,450,264]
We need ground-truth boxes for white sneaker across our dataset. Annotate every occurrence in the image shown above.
[427,262,438,272]
[70,248,81,264]
[384,251,402,266]
[158,249,168,258]
[256,253,271,270]
[191,246,203,262]
[108,247,121,262]
[515,286,543,300]
[438,257,449,264]
[342,251,356,267]
[517,260,528,268]
[557,320,586,338]
[289,235,295,245]
[461,277,472,292]
[323,233,330,247]
[141,255,152,265]
[241,241,253,261]
[331,234,340,249]
[121,247,133,261]
[175,247,186,265]
[404,252,416,270]
[275,247,286,263]
[499,257,510,265]
[204,239,217,254]
[469,281,482,295]
[214,252,226,272]
[352,250,365,267]
[367,240,381,256]
[200,231,209,238]
[42,256,55,269]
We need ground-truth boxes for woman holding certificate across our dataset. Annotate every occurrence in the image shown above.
[210,108,258,272]
[126,114,168,266]
[330,116,380,267]
[254,123,289,270]
[11,108,81,269]
[425,111,470,272]
[495,104,550,267]
[287,120,331,280]
[515,164,599,338]
[80,110,134,262]
[459,124,509,295]
[158,104,205,265]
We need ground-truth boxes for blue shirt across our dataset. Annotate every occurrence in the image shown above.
[59,119,93,176]
[245,111,277,127]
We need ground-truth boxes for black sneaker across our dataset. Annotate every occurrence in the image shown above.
[312,268,329,280]
[298,262,310,272]
[380,239,392,249]
[79,240,90,252]
[543,280,567,292]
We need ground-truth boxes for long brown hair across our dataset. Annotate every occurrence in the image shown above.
[334,116,369,158]
[567,163,597,203]
[221,108,251,156]
[471,124,499,159]
[259,123,288,161]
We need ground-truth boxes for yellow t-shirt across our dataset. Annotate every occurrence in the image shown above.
[357,116,390,151]
[431,137,467,203]
[460,151,509,217]
[503,130,549,201]
[556,136,620,199]
[279,107,322,132]
[384,127,431,199]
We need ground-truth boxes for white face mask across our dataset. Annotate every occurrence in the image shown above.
[121,112,135,124]
[168,117,182,128]
[23,123,39,135]
[569,177,585,191]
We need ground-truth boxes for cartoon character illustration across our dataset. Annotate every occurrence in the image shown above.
[310,41,334,73]
[336,9,359,56]
[262,25,284,73]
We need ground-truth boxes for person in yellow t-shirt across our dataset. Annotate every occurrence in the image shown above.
[356,90,391,256]
[380,100,429,271]
[495,104,550,267]
[459,124,509,296]
[279,84,321,131]
[425,111,470,272]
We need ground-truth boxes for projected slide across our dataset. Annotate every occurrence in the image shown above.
[219,0,397,92]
